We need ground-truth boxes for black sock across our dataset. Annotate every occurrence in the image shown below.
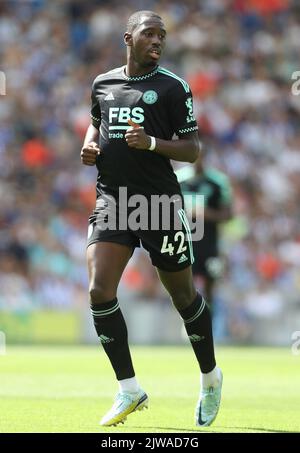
[178,293,216,373]
[91,298,135,380]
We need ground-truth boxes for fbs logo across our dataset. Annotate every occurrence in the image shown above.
[109,107,144,129]
[99,335,114,344]
[188,334,205,343]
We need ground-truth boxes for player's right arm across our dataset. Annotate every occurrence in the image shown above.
[81,79,101,166]
[81,124,100,166]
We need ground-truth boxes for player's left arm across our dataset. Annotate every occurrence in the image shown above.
[125,122,199,163]
[204,205,233,223]
[205,176,234,223]
[125,82,200,163]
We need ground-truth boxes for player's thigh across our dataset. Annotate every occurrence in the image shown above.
[157,265,197,310]
[87,241,133,300]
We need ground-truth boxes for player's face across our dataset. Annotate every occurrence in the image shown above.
[130,17,166,68]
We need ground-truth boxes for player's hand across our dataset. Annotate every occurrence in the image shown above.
[125,119,151,150]
[80,141,101,166]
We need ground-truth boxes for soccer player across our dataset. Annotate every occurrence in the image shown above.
[177,156,233,313]
[81,10,222,428]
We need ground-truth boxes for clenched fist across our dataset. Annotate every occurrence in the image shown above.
[80,141,101,166]
[125,119,151,150]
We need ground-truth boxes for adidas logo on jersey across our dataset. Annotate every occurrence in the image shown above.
[188,334,205,343]
[99,334,114,344]
[178,254,188,264]
[104,92,115,101]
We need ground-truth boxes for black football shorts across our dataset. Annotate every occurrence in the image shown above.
[87,194,194,272]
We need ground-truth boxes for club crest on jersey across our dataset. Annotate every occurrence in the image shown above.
[142,90,158,104]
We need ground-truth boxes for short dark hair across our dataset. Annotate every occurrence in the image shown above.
[126,10,162,33]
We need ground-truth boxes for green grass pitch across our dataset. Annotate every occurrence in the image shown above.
[0,345,299,433]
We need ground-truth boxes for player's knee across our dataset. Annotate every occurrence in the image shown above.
[89,283,115,305]
[171,289,196,311]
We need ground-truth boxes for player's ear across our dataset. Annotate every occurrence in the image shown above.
[124,32,133,46]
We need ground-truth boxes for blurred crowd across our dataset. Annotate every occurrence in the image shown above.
[0,0,300,342]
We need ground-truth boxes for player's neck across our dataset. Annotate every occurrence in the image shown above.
[125,61,157,78]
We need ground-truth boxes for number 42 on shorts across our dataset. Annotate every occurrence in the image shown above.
[160,232,187,256]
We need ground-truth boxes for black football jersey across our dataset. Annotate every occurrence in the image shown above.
[90,65,198,199]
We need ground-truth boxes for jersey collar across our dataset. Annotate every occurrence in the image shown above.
[123,65,159,82]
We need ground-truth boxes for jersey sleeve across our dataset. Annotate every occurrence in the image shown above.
[220,178,232,206]
[90,81,101,129]
[219,176,233,207]
[169,83,198,137]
